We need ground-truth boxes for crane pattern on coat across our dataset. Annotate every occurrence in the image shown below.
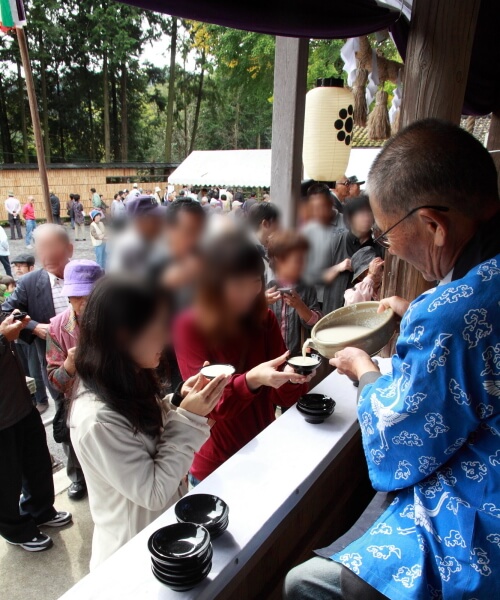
[332,256,500,599]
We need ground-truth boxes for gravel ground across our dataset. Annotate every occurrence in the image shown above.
[3,222,97,471]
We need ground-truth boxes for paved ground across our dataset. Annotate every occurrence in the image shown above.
[2,224,95,599]
[5,221,97,266]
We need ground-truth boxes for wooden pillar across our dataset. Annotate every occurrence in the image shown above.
[270,37,309,228]
[383,0,481,301]
[486,111,500,193]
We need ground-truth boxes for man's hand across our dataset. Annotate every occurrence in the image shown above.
[265,286,281,306]
[329,347,379,381]
[64,347,77,376]
[33,323,50,340]
[377,296,409,319]
[0,312,30,342]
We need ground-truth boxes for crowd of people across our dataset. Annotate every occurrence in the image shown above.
[1,119,499,599]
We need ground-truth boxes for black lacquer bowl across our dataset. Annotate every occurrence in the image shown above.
[297,393,336,424]
[175,494,229,539]
[286,353,322,375]
[148,523,213,590]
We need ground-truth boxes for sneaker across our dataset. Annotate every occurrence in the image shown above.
[39,511,73,527]
[26,244,33,249]
[7,532,53,552]
[36,403,49,415]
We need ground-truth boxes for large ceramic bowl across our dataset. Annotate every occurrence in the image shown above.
[308,301,397,359]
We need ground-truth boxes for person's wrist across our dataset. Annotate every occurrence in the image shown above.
[353,355,380,380]
[246,369,261,392]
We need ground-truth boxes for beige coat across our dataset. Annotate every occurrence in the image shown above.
[69,387,210,570]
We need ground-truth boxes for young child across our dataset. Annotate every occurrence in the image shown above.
[0,275,16,299]
[267,230,322,357]
[344,247,384,305]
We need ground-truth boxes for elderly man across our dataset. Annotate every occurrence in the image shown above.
[285,119,500,599]
[2,224,86,500]
[5,191,22,240]
[331,176,351,213]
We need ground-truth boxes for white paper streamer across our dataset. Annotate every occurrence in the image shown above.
[389,72,402,124]
[340,38,360,87]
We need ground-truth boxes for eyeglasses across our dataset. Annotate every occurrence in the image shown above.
[372,205,450,249]
[337,181,351,187]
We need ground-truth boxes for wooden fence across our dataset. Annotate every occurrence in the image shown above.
[0,163,177,221]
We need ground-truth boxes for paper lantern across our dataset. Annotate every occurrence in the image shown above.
[303,78,354,182]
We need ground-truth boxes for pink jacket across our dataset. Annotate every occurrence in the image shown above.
[46,306,80,395]
[344,275,380,306]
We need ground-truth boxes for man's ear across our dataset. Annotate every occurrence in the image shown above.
[419,209,448,247]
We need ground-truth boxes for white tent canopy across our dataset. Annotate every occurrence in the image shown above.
[168,148,380,188]
[168,149,272,188]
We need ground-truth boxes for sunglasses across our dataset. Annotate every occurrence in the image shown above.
[372,205,450,249]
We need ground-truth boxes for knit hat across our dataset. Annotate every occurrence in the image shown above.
[90,210,101,221]
[61,260,103,297]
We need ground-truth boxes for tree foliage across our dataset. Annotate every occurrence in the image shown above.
[0,2,400,164]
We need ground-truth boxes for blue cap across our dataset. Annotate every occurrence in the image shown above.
[126,195,166,218]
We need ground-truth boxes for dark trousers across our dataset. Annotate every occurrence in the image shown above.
[34,338,85,485]
[52,215,61,225]
[0,407,56,543]
[8,214,22,239]
[0,255,12,277]
[15,340,49,406]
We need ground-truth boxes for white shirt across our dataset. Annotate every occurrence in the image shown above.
[48,271,69,315]
[5,197,21,215]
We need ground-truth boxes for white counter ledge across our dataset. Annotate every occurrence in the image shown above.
[59,359,391,600]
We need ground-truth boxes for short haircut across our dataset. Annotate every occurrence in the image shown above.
[90,188,96,193]
[367,118,500,216]
[267,230,309,270]
[247,202,280,230]
[165,198,206,226]
[33,223,71,244]
[344,195,372,220]
[221,194,227,200]
[0,275,15,286]
[306,183,333,205]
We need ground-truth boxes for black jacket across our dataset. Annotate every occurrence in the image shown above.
[0,337,33,430]
[2,269,56,344]
[50,194,60,217]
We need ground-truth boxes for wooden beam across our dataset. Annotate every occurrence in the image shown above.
[383,0,481,302]
[270,37,309,228]
[16,27,52,222]
[486,111,500,193]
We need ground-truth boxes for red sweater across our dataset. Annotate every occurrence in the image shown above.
[174,309,308,481]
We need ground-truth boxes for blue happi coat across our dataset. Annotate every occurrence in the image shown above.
[333,255,500,599]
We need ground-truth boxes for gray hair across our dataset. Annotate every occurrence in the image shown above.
[33,223,71,244]
[366,118,499,217]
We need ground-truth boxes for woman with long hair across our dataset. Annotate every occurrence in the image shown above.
[174,233,316,484]
[70,277,229,569]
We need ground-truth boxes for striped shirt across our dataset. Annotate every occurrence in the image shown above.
[48,272,69,315]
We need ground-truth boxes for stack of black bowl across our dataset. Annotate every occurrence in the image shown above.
[297,393,336,424]
[148,522,213,591]
[175,494,229,539]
